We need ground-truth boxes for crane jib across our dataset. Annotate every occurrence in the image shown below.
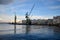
[28,4,35,16]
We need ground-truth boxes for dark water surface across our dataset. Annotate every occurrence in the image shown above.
[0,24,60,40]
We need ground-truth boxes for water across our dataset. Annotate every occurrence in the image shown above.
[0,24,60,40]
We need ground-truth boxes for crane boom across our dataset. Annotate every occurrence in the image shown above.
[29,4,35,16]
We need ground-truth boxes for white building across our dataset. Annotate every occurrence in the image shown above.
[22,19,48,24]
[31,19,39,24]
[47,19,53,24]
[31,19,47,24]
[53,16,60,24]
[22,20,26,24]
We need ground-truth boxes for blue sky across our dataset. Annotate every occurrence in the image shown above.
[0,0,60,22]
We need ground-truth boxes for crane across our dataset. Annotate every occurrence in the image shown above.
[25,4,35,25]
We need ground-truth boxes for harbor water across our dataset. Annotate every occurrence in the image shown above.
[0,24,60,40]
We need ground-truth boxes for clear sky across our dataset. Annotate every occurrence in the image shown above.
[0,0,60,22]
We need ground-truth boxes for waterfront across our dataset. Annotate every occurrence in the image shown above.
[0,24,60,40]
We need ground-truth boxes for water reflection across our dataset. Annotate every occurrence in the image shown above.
[0,24,60,38]
[53,26,60,38]
[14,24,16,34]
[26,25,31,34]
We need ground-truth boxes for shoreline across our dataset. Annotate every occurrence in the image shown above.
[8,23,60,27]
[0,23,60,27]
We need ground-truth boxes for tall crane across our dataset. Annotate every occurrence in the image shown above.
[25,4,35,25]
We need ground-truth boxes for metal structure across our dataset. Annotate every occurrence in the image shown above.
[25,4,35,25]
[14,13,17,34]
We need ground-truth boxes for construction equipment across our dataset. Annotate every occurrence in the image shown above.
[25,4,35,25]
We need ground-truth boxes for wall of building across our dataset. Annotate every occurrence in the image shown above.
[53,16,60,24]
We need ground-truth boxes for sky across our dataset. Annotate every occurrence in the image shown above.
[0,0,60,22]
